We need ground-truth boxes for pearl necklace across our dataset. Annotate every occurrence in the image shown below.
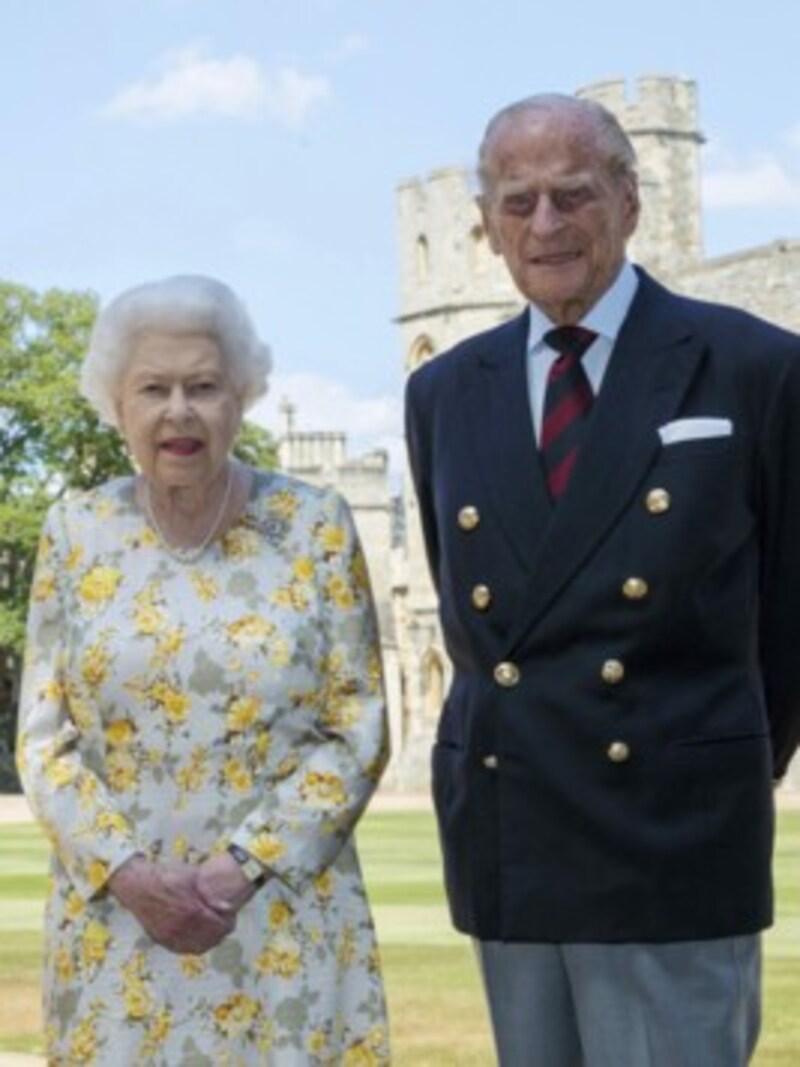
[144,464,234,564]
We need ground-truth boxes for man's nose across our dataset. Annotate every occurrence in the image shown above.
[529,195,563,236]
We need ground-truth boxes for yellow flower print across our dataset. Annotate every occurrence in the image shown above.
[150,681,190,724]
[86,860,110,892]
[38,533,53,562]
[64,890,86,922]
[67,1014,98,1064]
[300,770,347,808]
[314,869,334,900]
[226,695,260,734]
[221,525,261,560]
[222,756,253,793]
[134,604,165,636]
[32,571,57,601]
[94,811,130,836]
[78,774,99,804]
[45,759,78,789]
[78,566,123,605]
[272,584,310,611]
[124,526,158,550]
[54,944,75,982]
[292,556,315,582]
[81,919,112,967]
[226,614,274,644]
[81,642,111,689]
[42,677,64,703]
[342,1043,381,1067]
[212,992,260,1038]
[123,980,153,1020]
[269,900,292,928]
[106,748,139,793]
[65,544,85,571]
[266,489,300,519]
[254,729,272,765]
[325,575,356,610]
[94,498,115,520]
[337,924,356,967]
[175,747,209,795]
[68,690,94,731]
[269,637,291,668]
[146,1008,172,1047]
[254,937,302,978]
[316,523,346,555]
[307,1030,329,1056]
[180,954,206,978]
[154,627,184,661]
[105,719,135,747]
[190,570,220,602]
[249,831,287,866]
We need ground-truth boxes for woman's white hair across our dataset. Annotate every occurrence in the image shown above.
[80,274,273,427]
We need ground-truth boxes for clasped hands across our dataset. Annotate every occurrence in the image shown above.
[108,851,256,955]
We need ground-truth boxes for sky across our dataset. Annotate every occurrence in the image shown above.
[2,0,799,475]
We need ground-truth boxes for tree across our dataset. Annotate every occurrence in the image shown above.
[0,280,277,789]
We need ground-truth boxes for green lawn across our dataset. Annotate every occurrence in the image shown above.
[2,807,799,1064]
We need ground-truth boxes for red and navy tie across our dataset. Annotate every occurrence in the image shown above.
[540,326,598,499]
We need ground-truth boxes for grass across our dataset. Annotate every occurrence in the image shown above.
[1,808,799,1064]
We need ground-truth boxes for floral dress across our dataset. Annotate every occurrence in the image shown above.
[16,471,390,1066]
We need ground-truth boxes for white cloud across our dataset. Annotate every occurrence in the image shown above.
[101,44,330,128]
[703,157,800,210]
[248,371,404,475]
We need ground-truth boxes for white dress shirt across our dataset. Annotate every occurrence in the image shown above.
[526,261,639,443]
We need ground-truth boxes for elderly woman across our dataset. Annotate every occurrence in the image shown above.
[16,275,390,1065]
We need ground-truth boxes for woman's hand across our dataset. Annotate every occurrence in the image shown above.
[109,855,236,954]
[196,852,257,914]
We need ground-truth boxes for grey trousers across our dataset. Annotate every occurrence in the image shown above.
[475,935,761,1067]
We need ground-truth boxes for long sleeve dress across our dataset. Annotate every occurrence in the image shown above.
[16,470,390,1066]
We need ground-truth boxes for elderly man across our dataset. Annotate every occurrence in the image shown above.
[405,93,800,1066]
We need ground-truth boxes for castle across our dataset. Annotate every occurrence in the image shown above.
[278,76,800,789]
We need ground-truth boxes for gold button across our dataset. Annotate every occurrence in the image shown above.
[622,577,649,601]
[494,662,520,687]
[601,659,625,685]
[482,755,499,770]
[471,584,492,611]
[607,741,631,763]
[645,488,671,514]
[458,505,480,531]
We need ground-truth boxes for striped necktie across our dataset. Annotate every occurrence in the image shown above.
[541,325,598,499]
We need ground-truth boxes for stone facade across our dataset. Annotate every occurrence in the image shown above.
[281,76,800,789]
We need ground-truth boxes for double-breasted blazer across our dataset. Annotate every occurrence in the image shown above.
[405,268,800,943]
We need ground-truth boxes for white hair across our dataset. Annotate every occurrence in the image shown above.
[80,274,273,427]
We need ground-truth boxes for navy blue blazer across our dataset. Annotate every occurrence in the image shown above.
[405,269,800,942]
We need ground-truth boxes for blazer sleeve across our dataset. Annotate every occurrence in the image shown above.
[228,489,390,892]
[758,349,800,778]
[405,368,441,591]
[16,506,144,901]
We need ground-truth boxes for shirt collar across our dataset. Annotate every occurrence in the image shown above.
[527,261,639,351]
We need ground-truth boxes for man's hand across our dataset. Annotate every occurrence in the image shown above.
[109,855,235,954]
[196,851,257,915]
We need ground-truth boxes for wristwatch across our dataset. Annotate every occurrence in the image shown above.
[227,843,267,887]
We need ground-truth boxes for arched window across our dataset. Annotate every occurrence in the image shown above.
[422,649,445,724]
[407,335,435,372]
[469,223,487,274]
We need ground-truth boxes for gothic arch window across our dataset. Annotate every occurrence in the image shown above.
[415,235,430,281]
[407,335,435,372]
[422,649,445,724]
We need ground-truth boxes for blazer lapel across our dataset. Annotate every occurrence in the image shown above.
[462,310,553,573]
[507,272,708,651]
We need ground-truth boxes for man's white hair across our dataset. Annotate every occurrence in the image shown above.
[80,274,273,427]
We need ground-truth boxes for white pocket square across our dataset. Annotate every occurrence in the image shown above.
[658,417,733,445]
